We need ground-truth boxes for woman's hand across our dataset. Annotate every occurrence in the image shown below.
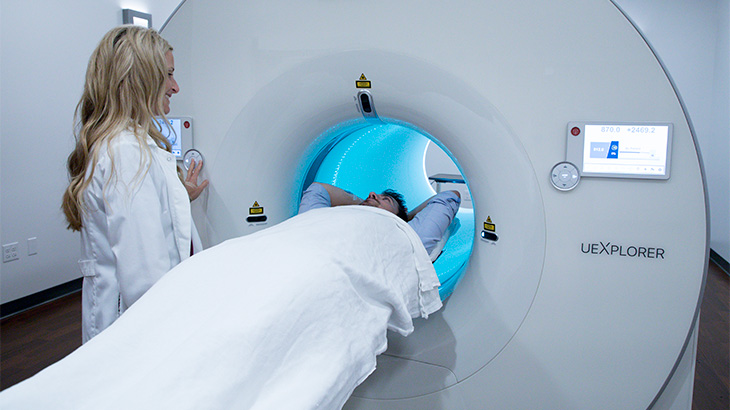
[184,158,209,201]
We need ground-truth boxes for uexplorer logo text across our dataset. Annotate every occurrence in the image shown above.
[581,241,665,259]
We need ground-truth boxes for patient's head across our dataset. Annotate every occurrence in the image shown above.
[361,190,408,221]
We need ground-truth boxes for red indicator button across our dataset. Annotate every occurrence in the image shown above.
[184,121,191,129]
[571,127,581,136]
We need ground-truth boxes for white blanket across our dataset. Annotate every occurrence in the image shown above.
[0,206,441,410]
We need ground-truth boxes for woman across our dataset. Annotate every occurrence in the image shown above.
[62,26,207,342]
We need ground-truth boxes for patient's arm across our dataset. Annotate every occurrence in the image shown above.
[314,182,363,206]
[407,190,461,255]
[408,190,460,221]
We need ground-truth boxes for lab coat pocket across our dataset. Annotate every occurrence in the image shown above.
[78,259,97,277]
[78,259,98,342]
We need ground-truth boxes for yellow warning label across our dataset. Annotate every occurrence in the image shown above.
[484,216,495,232]
[356,73,371,89]
[249,201,264,215]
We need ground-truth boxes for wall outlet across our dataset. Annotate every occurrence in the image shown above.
[3,242,19,262]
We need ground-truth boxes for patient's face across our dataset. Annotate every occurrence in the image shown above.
[361,192,399,215]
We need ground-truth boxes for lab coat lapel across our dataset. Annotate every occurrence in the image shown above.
[149,138,193,262]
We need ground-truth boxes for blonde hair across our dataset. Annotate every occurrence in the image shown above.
[62,25,174,231]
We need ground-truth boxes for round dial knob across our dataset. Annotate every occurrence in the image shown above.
[550,162,580,191]
[183,149,204,171]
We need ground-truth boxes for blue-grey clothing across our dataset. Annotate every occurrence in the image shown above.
[298,183,461,254]
[298,183,335,215]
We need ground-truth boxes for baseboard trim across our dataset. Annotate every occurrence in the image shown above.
[1,278,82,319]
[710,249,729,276]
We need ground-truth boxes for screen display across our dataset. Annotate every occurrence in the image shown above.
[581,124,671,177]
[155,118,183,158]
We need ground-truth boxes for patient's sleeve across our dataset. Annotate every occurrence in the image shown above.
[298,183,332,214]
[408,191,461,254]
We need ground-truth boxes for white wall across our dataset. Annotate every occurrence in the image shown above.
[2,0,727,304]
[0,0,181,304]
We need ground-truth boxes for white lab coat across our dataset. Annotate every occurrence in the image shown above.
[78,130,202,343]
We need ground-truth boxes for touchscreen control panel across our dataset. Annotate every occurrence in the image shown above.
[155,117,193,159]
[565,122,673,180]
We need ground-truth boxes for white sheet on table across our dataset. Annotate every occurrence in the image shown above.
[0,206,441,410]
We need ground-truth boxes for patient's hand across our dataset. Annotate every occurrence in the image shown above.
[184,158,209,201]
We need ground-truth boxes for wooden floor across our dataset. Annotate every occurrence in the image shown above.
[1,262,728,408]
[693,261,730,409]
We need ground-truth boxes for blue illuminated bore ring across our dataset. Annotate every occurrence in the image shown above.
[303,120,474,300]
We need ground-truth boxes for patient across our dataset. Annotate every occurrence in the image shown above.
[299,182,461,255]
